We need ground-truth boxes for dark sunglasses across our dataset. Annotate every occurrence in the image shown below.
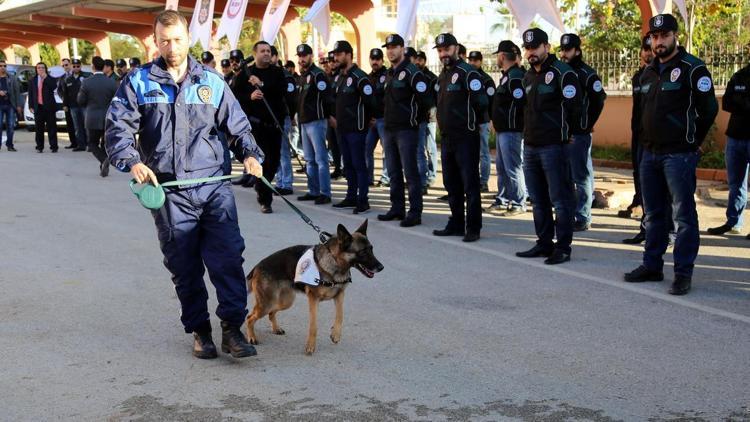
[0,64,6,68]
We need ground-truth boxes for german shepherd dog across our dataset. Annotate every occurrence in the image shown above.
[246,220,384,354]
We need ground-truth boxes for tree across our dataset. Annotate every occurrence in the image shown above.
[110,34,145,62]
[39,43,60,66]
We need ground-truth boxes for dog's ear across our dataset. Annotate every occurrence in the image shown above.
[355,219,368,235]
[337,223,352,250]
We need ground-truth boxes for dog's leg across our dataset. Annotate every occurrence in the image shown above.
[246,306,265,345]
[305,292,320,355]
[330,289,346,344]
[268,311,285,335]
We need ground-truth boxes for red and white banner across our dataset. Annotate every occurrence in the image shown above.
[189,0,215,49]
[302,0,331,45]
[260,0,292,43]
[215,0,249,49]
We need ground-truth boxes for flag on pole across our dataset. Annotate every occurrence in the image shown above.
[650,0,688,21]
[189,0,215,49]
[260,0,292,43]
[395,0,419,43]
[505,0,565,34]
[165,0,179,10]
[215,0,249,49]
[302,0,331,46]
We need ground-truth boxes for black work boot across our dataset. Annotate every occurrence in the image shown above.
[193,328,218,359]
[668,275,692,296]
[220,321,257,358]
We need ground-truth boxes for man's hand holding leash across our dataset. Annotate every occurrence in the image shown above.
[130,162,160,186]
[244,156,263,177]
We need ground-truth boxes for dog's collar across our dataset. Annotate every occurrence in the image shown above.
[313,244,352,287]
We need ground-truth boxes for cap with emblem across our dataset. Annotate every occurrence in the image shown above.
[522,28,549,49]
[229,49,244,60]
[641,35,652,50]
[327,51,335,61]
[201,51,214,63]
[296,44,313,56]
[116,59,127,68]
[129,57,141,67]
[405,47,417,58]
[221,59,230,68]
[369,48,383,60]
[416,50,427,60]
[71,58,81,65]
[433,33,458,49]
[382,33,404,48]
[493,40,519,55]
[468,51,482,61]
[560,33,581,50]
[648,13,678,34]
[332,40,353,54]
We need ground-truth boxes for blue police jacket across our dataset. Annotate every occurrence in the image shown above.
[105,56,264,180]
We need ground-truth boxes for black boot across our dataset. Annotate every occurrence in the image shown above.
[193,329,218,359]
[220,321,257,358]
[622,231,646,244]
[668,275,692,295]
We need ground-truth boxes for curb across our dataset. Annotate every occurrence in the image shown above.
[592,159,727,182]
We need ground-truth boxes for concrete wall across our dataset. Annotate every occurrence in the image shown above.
[594,93,729,150]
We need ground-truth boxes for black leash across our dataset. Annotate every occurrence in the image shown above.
[258,176,332,244]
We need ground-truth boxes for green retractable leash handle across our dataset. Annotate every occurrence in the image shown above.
[129,175,237,210]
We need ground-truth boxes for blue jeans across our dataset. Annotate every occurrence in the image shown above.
[383,128,422,217]
[479,122,491,186]
[523,144,576,254]
[339,131,369,205]
[640,150,700,277]
[301,119,331,198]
[496,132,526,209]
[275,116,294,190]
[0,105,15,149]
[69,106,87,149]
[419,121,438,185]
[725,136,750,229]
[564,133,594,224]
[365,118,388,184]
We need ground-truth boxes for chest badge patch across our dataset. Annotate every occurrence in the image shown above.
[451,73,459,84]
[670,68,681,83]
[399,71,406,80]
[545,71,554,85]
[380,75,386,84]
[197,85,212,104]
[346,77,353,87]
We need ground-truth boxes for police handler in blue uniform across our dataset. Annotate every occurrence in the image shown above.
[105,10,264,360]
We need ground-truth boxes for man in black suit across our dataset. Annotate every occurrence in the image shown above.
[28,62,59,153]
[78,56,117,177]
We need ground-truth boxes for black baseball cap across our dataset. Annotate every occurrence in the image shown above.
[201,51,214,63]
[641,35,652,50]
[648,14,678,34]
[129,57,141,67]
[284,60,295,68]
[270,45,278,56]
[522,28,549,49]
[405,47,417,58]
[458,44,467,56]
[433,33,458,49]
[382,34,404,48]
[296,44,313,56]
[104,59,115,68]
[116,59,126,68]
[493,40,519,55]
[71,58,81,65]
[221,59,230,67]
[229,49,244,60]
[560,33,581,50]
[332,40,353,54]
[327,51,335,61]
[416,50,427,60]
[369,48,383,60]
[468,51,482,61]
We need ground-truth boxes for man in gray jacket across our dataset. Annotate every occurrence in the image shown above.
[0,59,22,151]
[78,56,117,176]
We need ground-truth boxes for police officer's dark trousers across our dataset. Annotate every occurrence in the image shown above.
[441,133,482,234]
[339,130,369,206]
[523,144,576,254]
[382,128,422,217]
[252,124,281,206]
[152,180,248,333]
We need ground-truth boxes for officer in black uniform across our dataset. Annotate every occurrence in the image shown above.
[515,28,581,265]
[330,40,375,214]
[60,58,88,151]
[232,41,288,214]
[707,54,750,239]
[227,49,244,89]
[275,48,300,195]
[201,51,215,67]
[623,14,718,295]
[433,33,489,242]
[559,33,607,232]
[220,59,233,83]
[115,58,128,80]
[128,57,141,73]
[621,35,654,243]
[326,50,343,180]
[366,47,388,186]
[468,50,496,193]
[415,50,439,191]
[377,34,430,227]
